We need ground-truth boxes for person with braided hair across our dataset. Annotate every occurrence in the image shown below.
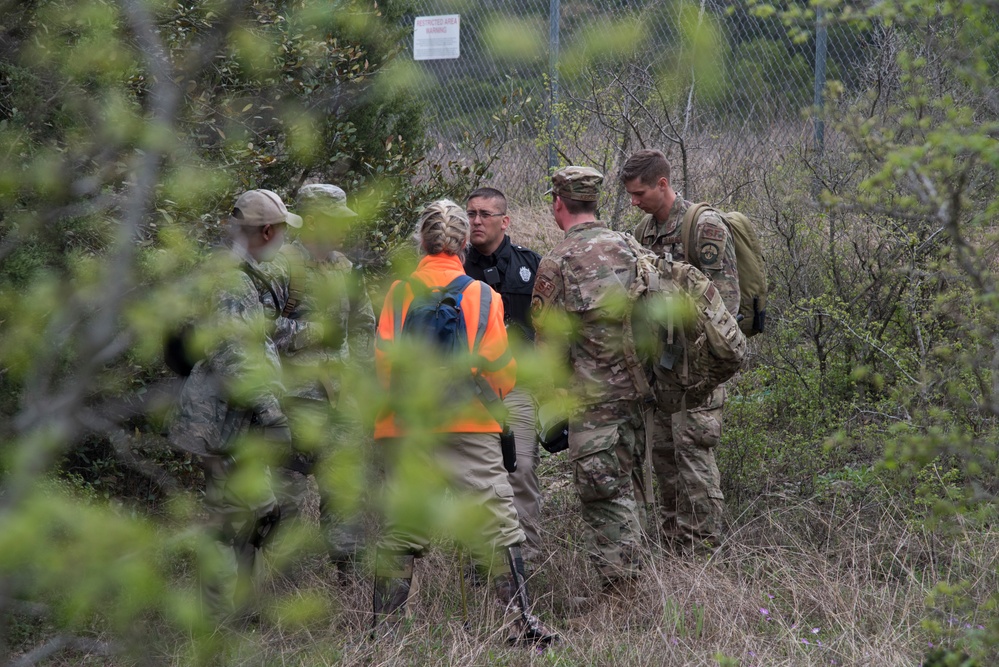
[370,200,558,646]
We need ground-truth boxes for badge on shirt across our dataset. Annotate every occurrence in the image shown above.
[519,266,532,283]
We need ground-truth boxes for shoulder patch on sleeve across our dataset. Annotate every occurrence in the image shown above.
[699,220,727,242]
[699,242,721,267]
[534,273,556,300]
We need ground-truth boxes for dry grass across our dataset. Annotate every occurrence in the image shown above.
[114,455,996,667]
[507,203,564,256]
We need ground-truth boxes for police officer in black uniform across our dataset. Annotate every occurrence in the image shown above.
[463,187,545,564]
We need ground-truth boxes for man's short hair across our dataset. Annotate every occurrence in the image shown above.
[559,196,598,216]
[467,187,507,211]
[620,149,671,186]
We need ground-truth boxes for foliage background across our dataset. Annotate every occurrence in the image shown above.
[0,0,997,665]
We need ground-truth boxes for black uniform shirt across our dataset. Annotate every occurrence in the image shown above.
[464,234,542,342]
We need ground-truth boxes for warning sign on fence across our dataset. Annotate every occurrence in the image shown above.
[414,15,460,61]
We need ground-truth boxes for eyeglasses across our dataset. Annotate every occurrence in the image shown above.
[466,210,505,220]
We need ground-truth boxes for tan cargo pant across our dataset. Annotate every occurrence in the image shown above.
[376,431,526,572]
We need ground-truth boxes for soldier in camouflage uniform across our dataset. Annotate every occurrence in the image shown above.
[620,148,739,553]
[531,167,648,592]
[269,184,376,576]
[170,189,302,620]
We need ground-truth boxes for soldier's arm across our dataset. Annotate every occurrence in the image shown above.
[208,273,287,421]
[530,257,566,341]
[530,257,574,395]
[694,212,740,316]
[346,271,376,366]
[632,217,649,248]
[271,315,323,354]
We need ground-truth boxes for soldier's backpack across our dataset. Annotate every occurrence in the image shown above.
[623,236,747,414]
[681,203,767,337]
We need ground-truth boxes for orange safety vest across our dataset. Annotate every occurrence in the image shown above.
[373,253,516,438]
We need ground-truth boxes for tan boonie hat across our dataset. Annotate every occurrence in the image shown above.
[296,183,358,218]
[230,189,303,228]
[546,166,603,202]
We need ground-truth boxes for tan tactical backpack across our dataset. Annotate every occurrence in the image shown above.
[681,203,767,337]
[623,237,747,414]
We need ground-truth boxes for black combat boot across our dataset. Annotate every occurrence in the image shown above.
[493,545,559,647]
[370,552,414,639]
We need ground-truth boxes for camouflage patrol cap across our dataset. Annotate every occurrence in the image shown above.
[547,166,603,202]
[230,189,302,228]
[296,183,358,219]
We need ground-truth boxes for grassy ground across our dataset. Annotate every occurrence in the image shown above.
[100,449,990,667]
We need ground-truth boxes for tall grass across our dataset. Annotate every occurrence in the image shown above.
[41,456,985,667]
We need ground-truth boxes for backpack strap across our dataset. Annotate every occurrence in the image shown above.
[391,279,412,341]
[462,278,510,421]
[240,262,282,320]
[473,280,491,354]
[680,202,716,271]
[621,235,659,403]
[281,256,309,318]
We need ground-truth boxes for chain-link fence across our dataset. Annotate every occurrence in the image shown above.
[402,0,877,216]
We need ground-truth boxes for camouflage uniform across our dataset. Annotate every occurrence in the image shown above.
[172,246,292,619]
[532,167,648,585]
[633,196,739,550]
[269,240,376,564]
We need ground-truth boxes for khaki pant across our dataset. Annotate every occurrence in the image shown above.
[377,431,526,571]
[505,389,543,558]
[650,386,726,547]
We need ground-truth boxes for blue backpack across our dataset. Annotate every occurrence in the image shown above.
[395,275,490,354]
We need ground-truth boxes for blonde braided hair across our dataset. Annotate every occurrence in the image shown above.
[415,199,470,260]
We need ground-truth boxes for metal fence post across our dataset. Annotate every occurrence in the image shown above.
[548,0,560,172]
[813,6,828,156]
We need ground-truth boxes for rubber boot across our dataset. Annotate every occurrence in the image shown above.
[370,552,414,639]
[493,545,559,647]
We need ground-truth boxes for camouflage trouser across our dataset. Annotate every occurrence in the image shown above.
[650,386,726,548]
[274,398,367,563]
[570,401,646,586]
[505,389,543,560]
[317,408,369,563]
[200,454,278,620]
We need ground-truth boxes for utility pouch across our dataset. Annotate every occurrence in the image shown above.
[500,425,518,473]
